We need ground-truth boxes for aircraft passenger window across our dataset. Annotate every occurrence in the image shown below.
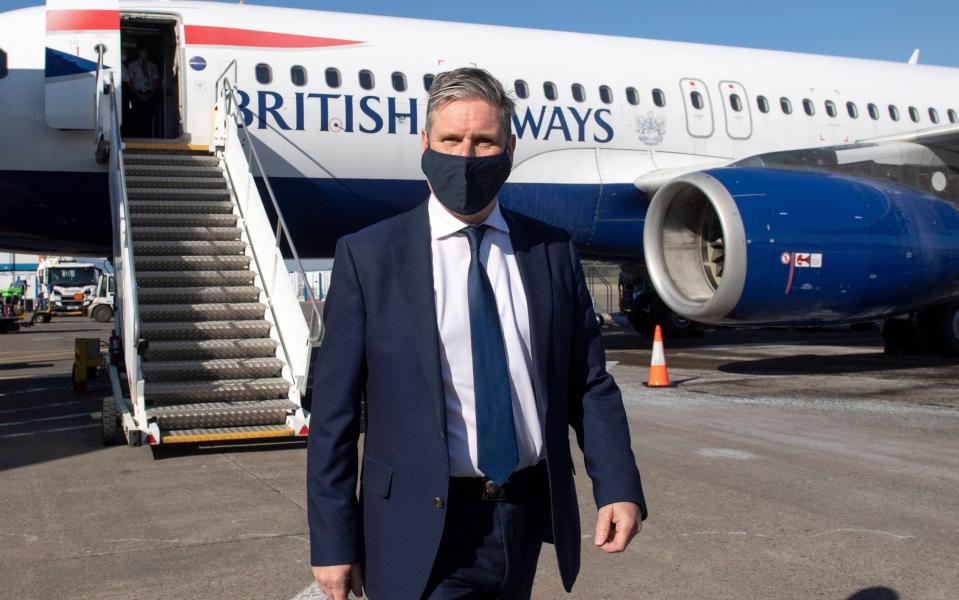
[626,87,640,106]
[949,109,958,124]
[572,84,586,102]
[824,100,837,118]
[424,74,435,91]
[0,48,7,80]
[291,66,307,87]
[867,103,880,120]
[929,107,940,124]
[780,97,793,115]
[543,81,558,101]
[690,91,704,110]
[359,70,375,90]
[514,80,529,99]
[599,85,613,104]
[908,106,920,122]
[325,68,341,88]
[729,93,743,112]
[392,72,407,92]
[255,63,272,85]
[802,99,815,116]
[846,102,858,119]
[652,88,666,107]
[889,105,900,121]
[757,95,770,113]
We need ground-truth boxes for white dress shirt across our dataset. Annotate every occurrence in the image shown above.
[428,194,544,478]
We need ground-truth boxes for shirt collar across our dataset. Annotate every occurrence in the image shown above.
[427,194,510,241]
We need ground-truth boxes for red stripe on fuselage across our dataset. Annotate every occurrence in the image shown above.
[185,25,361,48]
[46,9,119,32]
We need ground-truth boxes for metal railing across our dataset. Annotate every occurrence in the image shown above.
[94,57,146,433]
[214,73,323,397]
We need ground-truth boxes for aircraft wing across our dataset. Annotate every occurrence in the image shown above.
[857,122,959,154]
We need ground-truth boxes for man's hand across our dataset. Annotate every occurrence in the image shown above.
[594,502,642,553]
[312,563,363,599]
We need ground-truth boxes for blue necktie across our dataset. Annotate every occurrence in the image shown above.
[461,225,519,485]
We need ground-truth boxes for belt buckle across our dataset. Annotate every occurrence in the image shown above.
[482,480,508,502]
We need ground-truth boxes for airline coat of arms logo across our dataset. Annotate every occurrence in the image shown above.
[636,111,666,146]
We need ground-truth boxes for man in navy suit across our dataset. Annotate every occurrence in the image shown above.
[308,68,647,600]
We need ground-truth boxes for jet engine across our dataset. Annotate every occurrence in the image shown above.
[643,167,959,326]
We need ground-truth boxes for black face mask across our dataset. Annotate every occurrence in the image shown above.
[421,146,513,216]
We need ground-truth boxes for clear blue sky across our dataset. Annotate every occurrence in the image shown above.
[4,0,957,67]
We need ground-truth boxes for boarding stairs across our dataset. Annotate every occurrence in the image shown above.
[95,59,323,447]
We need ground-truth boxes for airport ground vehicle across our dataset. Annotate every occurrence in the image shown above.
[89,271,115,323]
[36,257,98,317]
[0,284,25,332]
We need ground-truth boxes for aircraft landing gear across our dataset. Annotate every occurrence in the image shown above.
[883,301,959,357]
[627,291,702,339]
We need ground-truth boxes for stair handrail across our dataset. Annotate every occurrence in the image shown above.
[215,76,324,397]
[218,78,324,343]
[96,65,146,429]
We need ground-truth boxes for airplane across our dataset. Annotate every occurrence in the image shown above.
[1,0,958,355]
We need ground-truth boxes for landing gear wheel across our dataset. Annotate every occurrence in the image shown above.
[919,301,959,356]
[882,318,920,355]
[628,294,701,338]
[101,396,120,447]
[92,305,113,323]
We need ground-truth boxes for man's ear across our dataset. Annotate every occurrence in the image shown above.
[421,129,429,153]
[507,133,517,156]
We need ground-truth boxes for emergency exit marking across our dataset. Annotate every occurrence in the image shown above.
[780,252,792,265]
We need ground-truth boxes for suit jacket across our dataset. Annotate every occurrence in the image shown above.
[307,201,647,599]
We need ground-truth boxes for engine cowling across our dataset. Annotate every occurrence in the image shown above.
[643,167,959,326]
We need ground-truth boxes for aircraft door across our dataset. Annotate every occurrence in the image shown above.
[44,0,120,129]
[718,80,752,139]
[679,78,714,138]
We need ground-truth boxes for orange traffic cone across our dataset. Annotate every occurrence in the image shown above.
[646,325,671,387]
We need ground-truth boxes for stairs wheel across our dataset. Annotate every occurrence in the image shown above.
[101,396,121,447]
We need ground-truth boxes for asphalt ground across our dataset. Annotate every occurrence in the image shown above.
[0,317,957,599]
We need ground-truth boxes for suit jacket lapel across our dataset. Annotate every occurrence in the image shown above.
[391,202,447,439]
[502,208,552,426]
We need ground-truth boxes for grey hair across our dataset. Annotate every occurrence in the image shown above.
[426,67,515,139]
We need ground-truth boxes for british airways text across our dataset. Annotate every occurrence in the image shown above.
[236,90,615,143]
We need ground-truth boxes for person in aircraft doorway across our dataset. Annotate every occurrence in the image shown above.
[126,46,160,137]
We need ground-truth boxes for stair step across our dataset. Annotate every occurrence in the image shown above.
[135,254,251,272]
[140,320,272,341]
[125,164,223,179]
[147,398,295,430]
[132,226,242,242]
[123,153,219,167]
[126,176,227,190]
[139,302,265,323]
[131,213,238,228]
[128,188,230,201]
[139,286,261,305]
[142,358,284,382]
[161,424,295,444]
[145,379,291,406]
[143,338,278,361]
[133,240,246,256]
[129,199,234,214]
[136,270,255,287]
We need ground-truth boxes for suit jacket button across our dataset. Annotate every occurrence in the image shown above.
[434,497,445,509]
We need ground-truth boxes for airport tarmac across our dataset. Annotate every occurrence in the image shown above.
[1,318,957,599]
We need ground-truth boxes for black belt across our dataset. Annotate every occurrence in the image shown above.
[449,461,546,503]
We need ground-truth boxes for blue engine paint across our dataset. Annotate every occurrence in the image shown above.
[705,167,959,325]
